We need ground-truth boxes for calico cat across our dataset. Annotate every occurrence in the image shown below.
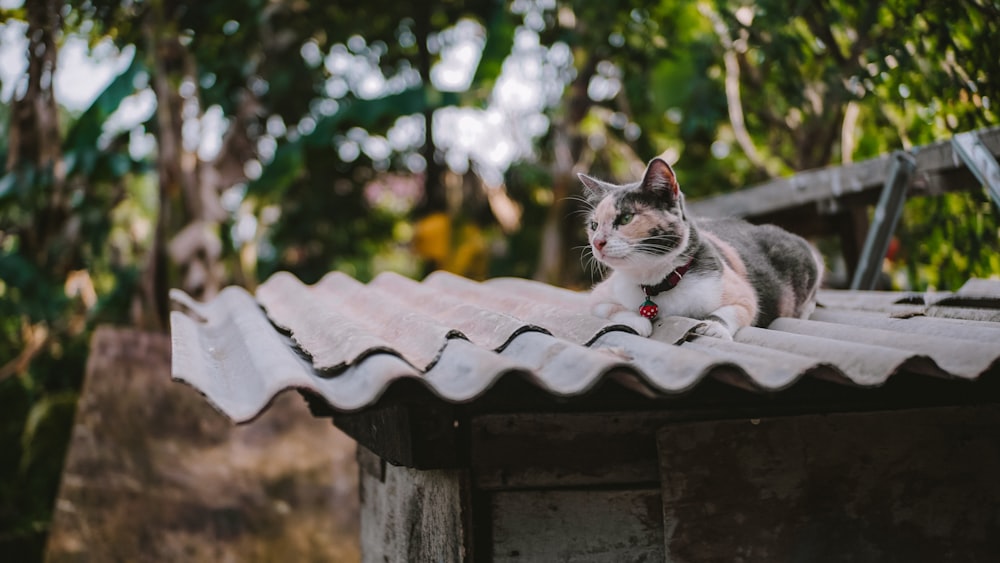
[581,158,823,340]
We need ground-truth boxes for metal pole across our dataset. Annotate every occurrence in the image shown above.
[952,131,1000,211]
[850,151,916,290]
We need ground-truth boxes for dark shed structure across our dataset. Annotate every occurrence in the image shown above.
[171,272,1000,562]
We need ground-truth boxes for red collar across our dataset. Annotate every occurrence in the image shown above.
[642,257,694,297]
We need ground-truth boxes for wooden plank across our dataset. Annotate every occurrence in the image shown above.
[335,402,465,469]
[689,126,1000,219]
[656,405,1000,562]
[472,383,1000,492]
[690,153,891,219]
[491,488,664,563]
[359,452,468,563]
[471,412,674,490]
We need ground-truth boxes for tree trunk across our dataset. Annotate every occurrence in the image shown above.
[535,56,596,286]
[413,3,446,217]
[138,0,233,328]
[140,2,183,329]
[6,0,66,269]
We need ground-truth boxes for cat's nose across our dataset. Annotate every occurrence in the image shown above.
[594,238,607,251]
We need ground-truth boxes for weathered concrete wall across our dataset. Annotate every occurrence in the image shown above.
[45,326,360,562]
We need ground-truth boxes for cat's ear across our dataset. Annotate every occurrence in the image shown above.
[578,173,612,201]
[641,158,680,202]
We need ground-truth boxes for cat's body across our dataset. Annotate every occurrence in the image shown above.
[582,158,822,339]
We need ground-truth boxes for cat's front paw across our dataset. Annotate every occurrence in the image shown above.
[609,310,653,337]
[692,319,734,341]
[592,301,623,319]
[591,300,652,337]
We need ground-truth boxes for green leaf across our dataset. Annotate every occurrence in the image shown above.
[0,377,31,483]
[471,5,516,89]
[247,139,305,197]
[0,252,67,322]
[252,86,459,197]
[108,152,133,178]
[63,56,148,177]
[0,172,15,202]
[306,86,441,148]
[19,391,78,475]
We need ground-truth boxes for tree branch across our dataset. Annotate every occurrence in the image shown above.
[735,51,786,130]
[534,48,596,285]
[701,4,781,177]
[801,4,848,67]
[0,321,49,382]
[413,2,446,216]
[841,101,861,163]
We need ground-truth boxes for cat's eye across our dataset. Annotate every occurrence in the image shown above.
[617,212,634,226]
[589,220,598,231]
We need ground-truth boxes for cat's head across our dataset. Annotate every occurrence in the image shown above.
[579,158,690,277]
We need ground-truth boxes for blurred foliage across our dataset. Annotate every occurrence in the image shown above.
[1,0,998,560]
[896,191,1000,291]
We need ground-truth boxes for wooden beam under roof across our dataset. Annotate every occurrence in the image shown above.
[689,126,1000,220]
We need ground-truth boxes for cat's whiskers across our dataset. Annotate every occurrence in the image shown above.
[565,194,596,207]
[565,195,596,219]
[631,233,683,255]
[587,259,605,281]
[577,246,606,281]
[574,244,594,267]
[574,243,600,273]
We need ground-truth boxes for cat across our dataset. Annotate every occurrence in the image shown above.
[581,157,823,340]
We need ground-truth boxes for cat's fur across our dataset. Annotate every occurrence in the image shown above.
[581,158,823,340]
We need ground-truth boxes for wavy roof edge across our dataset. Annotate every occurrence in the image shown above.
[169,274,1000,423]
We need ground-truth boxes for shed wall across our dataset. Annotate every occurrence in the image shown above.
[491,488,665,563]
[359,447,468,563]
[657,405,1000,562]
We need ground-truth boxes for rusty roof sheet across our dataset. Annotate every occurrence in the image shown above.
[170,273,1000,423]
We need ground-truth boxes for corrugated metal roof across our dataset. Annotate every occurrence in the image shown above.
[170,272,1000,423]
